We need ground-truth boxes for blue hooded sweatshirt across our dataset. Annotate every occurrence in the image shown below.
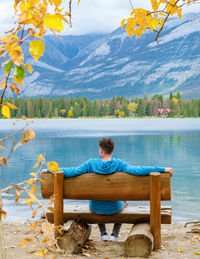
[57,158,165,215]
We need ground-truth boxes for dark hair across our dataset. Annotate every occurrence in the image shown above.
[99,138,114,154]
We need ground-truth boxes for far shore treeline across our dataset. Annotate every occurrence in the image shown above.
[2,92,200,118]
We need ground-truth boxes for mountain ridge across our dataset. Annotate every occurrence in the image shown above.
[4,12,200,99]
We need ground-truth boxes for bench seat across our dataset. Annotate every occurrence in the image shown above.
[46,204,172,224]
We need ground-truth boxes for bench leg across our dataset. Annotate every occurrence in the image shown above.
[54,171,64,237]
[150,172,161,250]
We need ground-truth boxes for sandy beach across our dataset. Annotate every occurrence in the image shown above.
[2,221,200,259]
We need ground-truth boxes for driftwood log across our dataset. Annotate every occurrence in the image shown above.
[57,220,91,254]
[124,223,154,258]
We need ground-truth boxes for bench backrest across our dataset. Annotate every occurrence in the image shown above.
[41,172,171,201]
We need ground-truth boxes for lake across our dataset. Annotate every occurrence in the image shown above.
[0,118,200,222]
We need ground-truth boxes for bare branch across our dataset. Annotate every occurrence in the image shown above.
[0,120,32,143]
[69,0,72,27]
[155,0,181,42]
[0,71,11,108]
[129,0,134,10]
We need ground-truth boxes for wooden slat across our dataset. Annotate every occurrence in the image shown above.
[41,172,171,201]
[54,171,64,237]
[46,205,172,224]
[150,172,161,250]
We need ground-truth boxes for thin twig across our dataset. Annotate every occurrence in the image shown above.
[0,71,11,108]
[0,25,26,106]
[69,0,72,27]
[0,178,40,195]
[0,120,31,143]
[155,0,180,42]
[129,0,134,10]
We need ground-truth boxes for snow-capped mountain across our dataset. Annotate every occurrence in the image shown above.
[5,12,200,99]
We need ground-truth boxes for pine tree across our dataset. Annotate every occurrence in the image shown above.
[136,99,145,116]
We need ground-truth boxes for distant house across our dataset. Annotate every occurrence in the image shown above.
[157,108,171,116]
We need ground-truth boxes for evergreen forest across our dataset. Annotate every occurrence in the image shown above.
[3,92,200,118]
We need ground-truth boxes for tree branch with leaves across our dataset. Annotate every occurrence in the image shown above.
[121,0,198,42]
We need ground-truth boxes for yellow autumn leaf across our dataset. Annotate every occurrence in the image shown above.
[30,172,37,176]
[57,13,69,25]
[0,145,6,150]
[34,249,47,256]
[37,154,44,162]
[12,76,23,86]
[0,34,13,43]
[31,184,38,194]
[43,234,51,243]
[151,18,160,30]
[177,8,182,19]
[42,221,52,233]
[32,209,37,218]
[44,14,64,32]
[151,0,159,11]
[0,198,3,209]
[65,11,71,17]
[9,46,24,65]
[134,28,143,38]
[177,248,184,253]
[78,0,81,5]
[10,83,20,95]
[6,102,18,110]
[21,129,35,143]
[29,40,45,61]
[4,39,18,52]
[33,161,39,168]
[19,238,33,247]
[0,209,7,219]
[32,204,42,218]
[1,157,7,165]
[1,105,10,119]
[47,161,60,172]
[160,18,165,27]
[0,81,6,90]
[121,19,126,29]
[52,0,61,7]
[166,3,171,13]
[21,198,32,204]
[27,179,35,185]
[15,194,20,204]
[171,6,178,16]
[24,63,33,73]
[194,252,200,255]
[28,190,39,203]
[158,12,167,16]
[30,220,39,231]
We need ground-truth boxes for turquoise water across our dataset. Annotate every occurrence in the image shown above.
[0,118,200,222]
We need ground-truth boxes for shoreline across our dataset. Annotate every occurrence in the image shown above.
[3,221,200,258]
[1,116,200,120]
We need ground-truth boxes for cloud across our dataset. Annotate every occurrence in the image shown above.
[0,0,15,34]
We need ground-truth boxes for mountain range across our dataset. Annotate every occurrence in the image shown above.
[4,12,200,99]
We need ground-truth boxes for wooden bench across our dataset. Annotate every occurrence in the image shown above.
[41,171,172,252]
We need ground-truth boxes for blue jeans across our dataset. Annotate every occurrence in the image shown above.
[98,201,128,236]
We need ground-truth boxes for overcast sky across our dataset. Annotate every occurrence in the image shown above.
[0,0,199,35]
